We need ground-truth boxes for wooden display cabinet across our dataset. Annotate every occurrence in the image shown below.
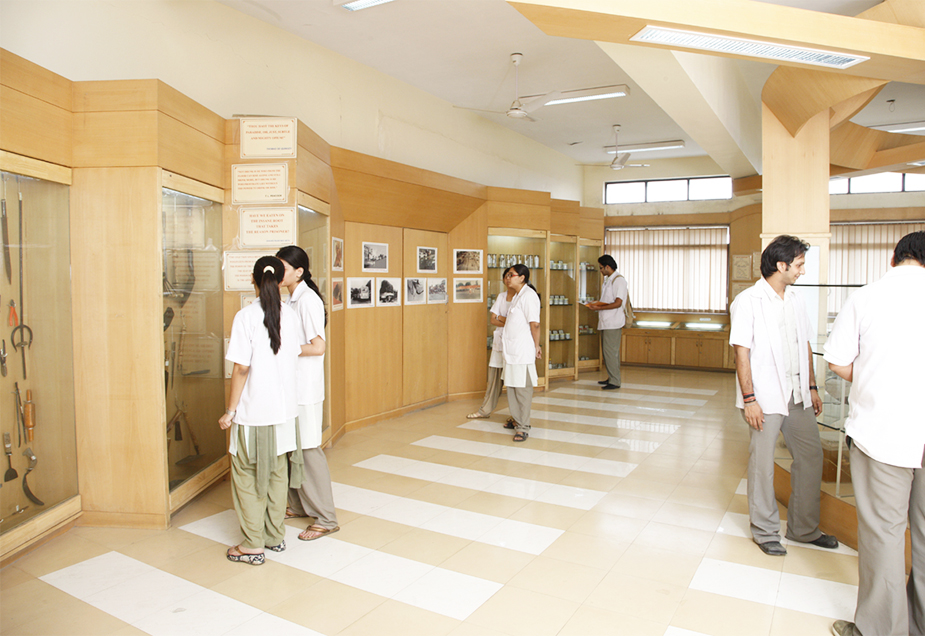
[547,234,578,380]
[624,331,673,366]
[577,239,602,372]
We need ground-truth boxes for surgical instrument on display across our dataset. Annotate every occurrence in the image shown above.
[0,505,29,525]
[21,448,43,506]
[14,382,24,447]
[8,299,17,326]
[4,433,17,482]
[0,339,7,377]
[24,390,35,443]
[11,192,32,379]
[1,181,10,284]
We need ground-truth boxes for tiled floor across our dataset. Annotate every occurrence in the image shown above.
[0,367,857,636]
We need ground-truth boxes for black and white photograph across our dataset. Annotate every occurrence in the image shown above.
[346,277,375,308]
[405,277,426,305]
[453,248,483,275]
[377,277,402,306]
[417,246,437,273]
[362,241,389,272]
[427,277,447,304]
[331,278,343,311]
[453,277,483,303]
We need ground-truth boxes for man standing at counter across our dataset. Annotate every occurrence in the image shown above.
[586,255,627,391]
[826,231,925,636]
[729,235,836,556]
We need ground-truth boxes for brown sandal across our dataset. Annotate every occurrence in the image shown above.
[298,524,340,541]
[467,412,489,419]
[285,508,308,519]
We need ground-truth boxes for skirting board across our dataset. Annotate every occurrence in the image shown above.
[345,395,448,433]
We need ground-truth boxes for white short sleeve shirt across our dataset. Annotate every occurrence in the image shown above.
[287,281,326,406]
[226,299,301,426]
[501,285,541,365]
[490,293,511,353]
[598,272,628,330]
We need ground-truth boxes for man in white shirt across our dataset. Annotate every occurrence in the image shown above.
[826,231,925,636]
[729,235,836,556]
[587,255,627,391]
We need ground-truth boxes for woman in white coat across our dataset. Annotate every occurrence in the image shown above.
[468,267,514,419]
[500,264,542,442]
[220,256,303,565]
[276,245,339,541]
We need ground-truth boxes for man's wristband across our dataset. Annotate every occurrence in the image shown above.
[744,398,757,404]
[742,392,755,399]
[809,385,818,391]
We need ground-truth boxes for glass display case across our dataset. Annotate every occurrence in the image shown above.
[487,229,547,386]
[578,240,603,370]
[162,188,225,491]
[548,235,577,378]
[0,171,78,534]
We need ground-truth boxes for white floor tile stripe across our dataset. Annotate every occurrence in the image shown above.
[574,379,718,396]
[352,454,607,511]
[551,387,709,407]
[533,396,696,419]
[690,557,856,621]
[179,510,502,620]
[411,435,638,477]
[497,408,680,434]
[331,482,564,554]
[40,552,322,636]
[459,420,662,453]
[717,511,858,556]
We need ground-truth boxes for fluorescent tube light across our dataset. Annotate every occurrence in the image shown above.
[872,122,925,134]
[604,140,686,154]
[684,322,724,331]
[909,160,925,167]
[630,25,869,70]
[635,320,673,329]
[339,0,395,11]
[542,85,630,106]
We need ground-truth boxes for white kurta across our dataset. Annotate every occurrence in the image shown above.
[501,285,540,388]
[286,281,326,449]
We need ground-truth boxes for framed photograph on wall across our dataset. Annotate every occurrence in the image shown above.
[417,246,437,273]
[331,278,344,311]
[405,277,426,305]
[346,277,375,308]
[332,237,344,272]
[453,249,483,275]
[362,241,389,273]
[427,278,447,304]
[453,278,483,303]
[377,277,402,307]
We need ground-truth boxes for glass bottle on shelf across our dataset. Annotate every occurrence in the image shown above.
[578,241,603,369]
[548,235,577,377]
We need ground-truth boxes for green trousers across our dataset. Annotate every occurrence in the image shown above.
[230,425,288,550]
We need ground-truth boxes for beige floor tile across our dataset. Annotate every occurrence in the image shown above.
[11,532,111,578]
[507,555,607,603]
[448,623,511,636]
[540,531,629,570]
[439,542,534,584]
[770,606,845,636]
[783,544,859,585]
[592,448,652,464]
[636,452,700,471]
[168,501,229,528]
[407,481,479,507]
[0,565,33,592]
[609,477,676,501]
[465,585,579,636]
[704,534,786,572]
[464,457,528,477]
[410,448,489,469]
[671,588,775,636]
[591,492,664,521]
[624,464,689,486]
[568,511,649,542]
[268,579,385,634]
[1,579,132,635]
[391,444,465,463]
[456,491,527,518]
[634,521,716,557]
[688,457,748,478]
[556,471,622,492]
[198,480,234,508]
[557,605,666,636]
[584,572,686,624]
[379,528,470,565]
[71,526,165,551]
[508,501,585,530]
[211,558,322,610]
[652,501,725,533]
[726,493,750,515]
[667,484,736,511]
[116,528,217,569]
[611,543,702,587]
[506,463,573,483]
[677,470,742,493]
[330,515,413,550]
[339,599,461,636]
[158,543,259,588]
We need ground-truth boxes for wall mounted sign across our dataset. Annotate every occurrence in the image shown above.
[231,163,288,204]
[239,207,297,248]
[240,118,297,158]
[223,250,271,291]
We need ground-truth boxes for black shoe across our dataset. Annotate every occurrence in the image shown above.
[598,380,610,385]
[805,533,839,549]
[757,541,787,556]
[601,383,620,390]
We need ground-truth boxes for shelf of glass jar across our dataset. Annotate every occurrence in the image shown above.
[549,260,573,272]
[487,253,541,269]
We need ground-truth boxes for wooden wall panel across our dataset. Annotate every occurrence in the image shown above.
[328,185,347,442]
[402,229,449,406]
[486,200,551,231]
[73,111,158,168]
[0,48,72,111]
[344,222,404,423]
[551,199,580,236]
[158,112,224,189]
[579,206,605,240]
[71,167,168,528]
[297,145,333,204]
[0,86,72,167]
[448,204,489,397]
[73,79,159,113]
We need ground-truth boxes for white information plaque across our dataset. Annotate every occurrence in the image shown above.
[231,163,289,204]
[223,250,271,291]
[239,207,297,248]
[240,118,297,158]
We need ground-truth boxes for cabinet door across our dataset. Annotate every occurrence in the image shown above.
[624,334,649,363]
[674,338,701,367]
[648,336,672,365]
[699,339,726,368]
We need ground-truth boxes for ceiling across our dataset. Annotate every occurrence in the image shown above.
[218,0,924,172]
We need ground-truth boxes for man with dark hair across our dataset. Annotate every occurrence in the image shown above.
[826,231,925,636]
[586,255,627,390]
[729,235,837,556]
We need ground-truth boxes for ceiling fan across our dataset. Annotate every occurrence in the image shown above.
[609,125,632,170]
[455,53,559,122]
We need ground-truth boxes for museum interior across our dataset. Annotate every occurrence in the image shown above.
[0,0,924,634]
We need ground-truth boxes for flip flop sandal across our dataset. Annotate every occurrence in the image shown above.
[504,418,516,429]
[285,508,308,519]
[513,432,528,442]
[299,524,340,541]
[467,412,489,419]
[265,540,286,552]
[226,546,265,565]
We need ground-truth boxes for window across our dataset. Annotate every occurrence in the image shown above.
[829,172,922,195]
[606,226,729,312]
[605,176,732,204]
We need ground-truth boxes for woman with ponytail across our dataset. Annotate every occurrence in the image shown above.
[219,255,303,565]
[276,245,340,541]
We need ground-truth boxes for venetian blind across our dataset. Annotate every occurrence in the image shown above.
[606,226,729,312]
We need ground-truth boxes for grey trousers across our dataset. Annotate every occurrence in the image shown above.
[287,447,339,529]
[601,328,622,386]
[746,397,823,544]
[852,444,925,636]
[507,385,533,433]
[476,366,503,416]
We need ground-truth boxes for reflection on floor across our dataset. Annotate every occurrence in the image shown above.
[1,368,858,636]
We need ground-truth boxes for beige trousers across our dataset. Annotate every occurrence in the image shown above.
[601,328,622,386]
[507,385,533,433]
[288,446,339,529]
[476,366,503,416]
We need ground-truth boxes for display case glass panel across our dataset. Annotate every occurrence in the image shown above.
[578,241,603,368]
[0,171,78,534]
[548,235,577,376]
[162,188,225,491]
[486,231,546,385]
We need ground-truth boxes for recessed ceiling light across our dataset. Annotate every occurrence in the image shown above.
[338,0,395,11]
[630,25,868,70]
[604,140,685,154]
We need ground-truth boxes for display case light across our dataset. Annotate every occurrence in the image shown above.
[635,320,673,329]
[684,322,724,331]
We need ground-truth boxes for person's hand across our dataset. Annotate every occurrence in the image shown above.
[498,316,506,325]
[535,345,542,359]
[219,412,234,430]
[811,388,823,416]
[744,402,764,431]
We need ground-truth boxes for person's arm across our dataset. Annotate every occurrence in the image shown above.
[300,336,325,357]
[219,363,249,429]
[733,345,764,431]
[586,299,622,311]
[807,343,822,416]
[530,322,542,359]
[828,362,853,383]
[489,313,506,327]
